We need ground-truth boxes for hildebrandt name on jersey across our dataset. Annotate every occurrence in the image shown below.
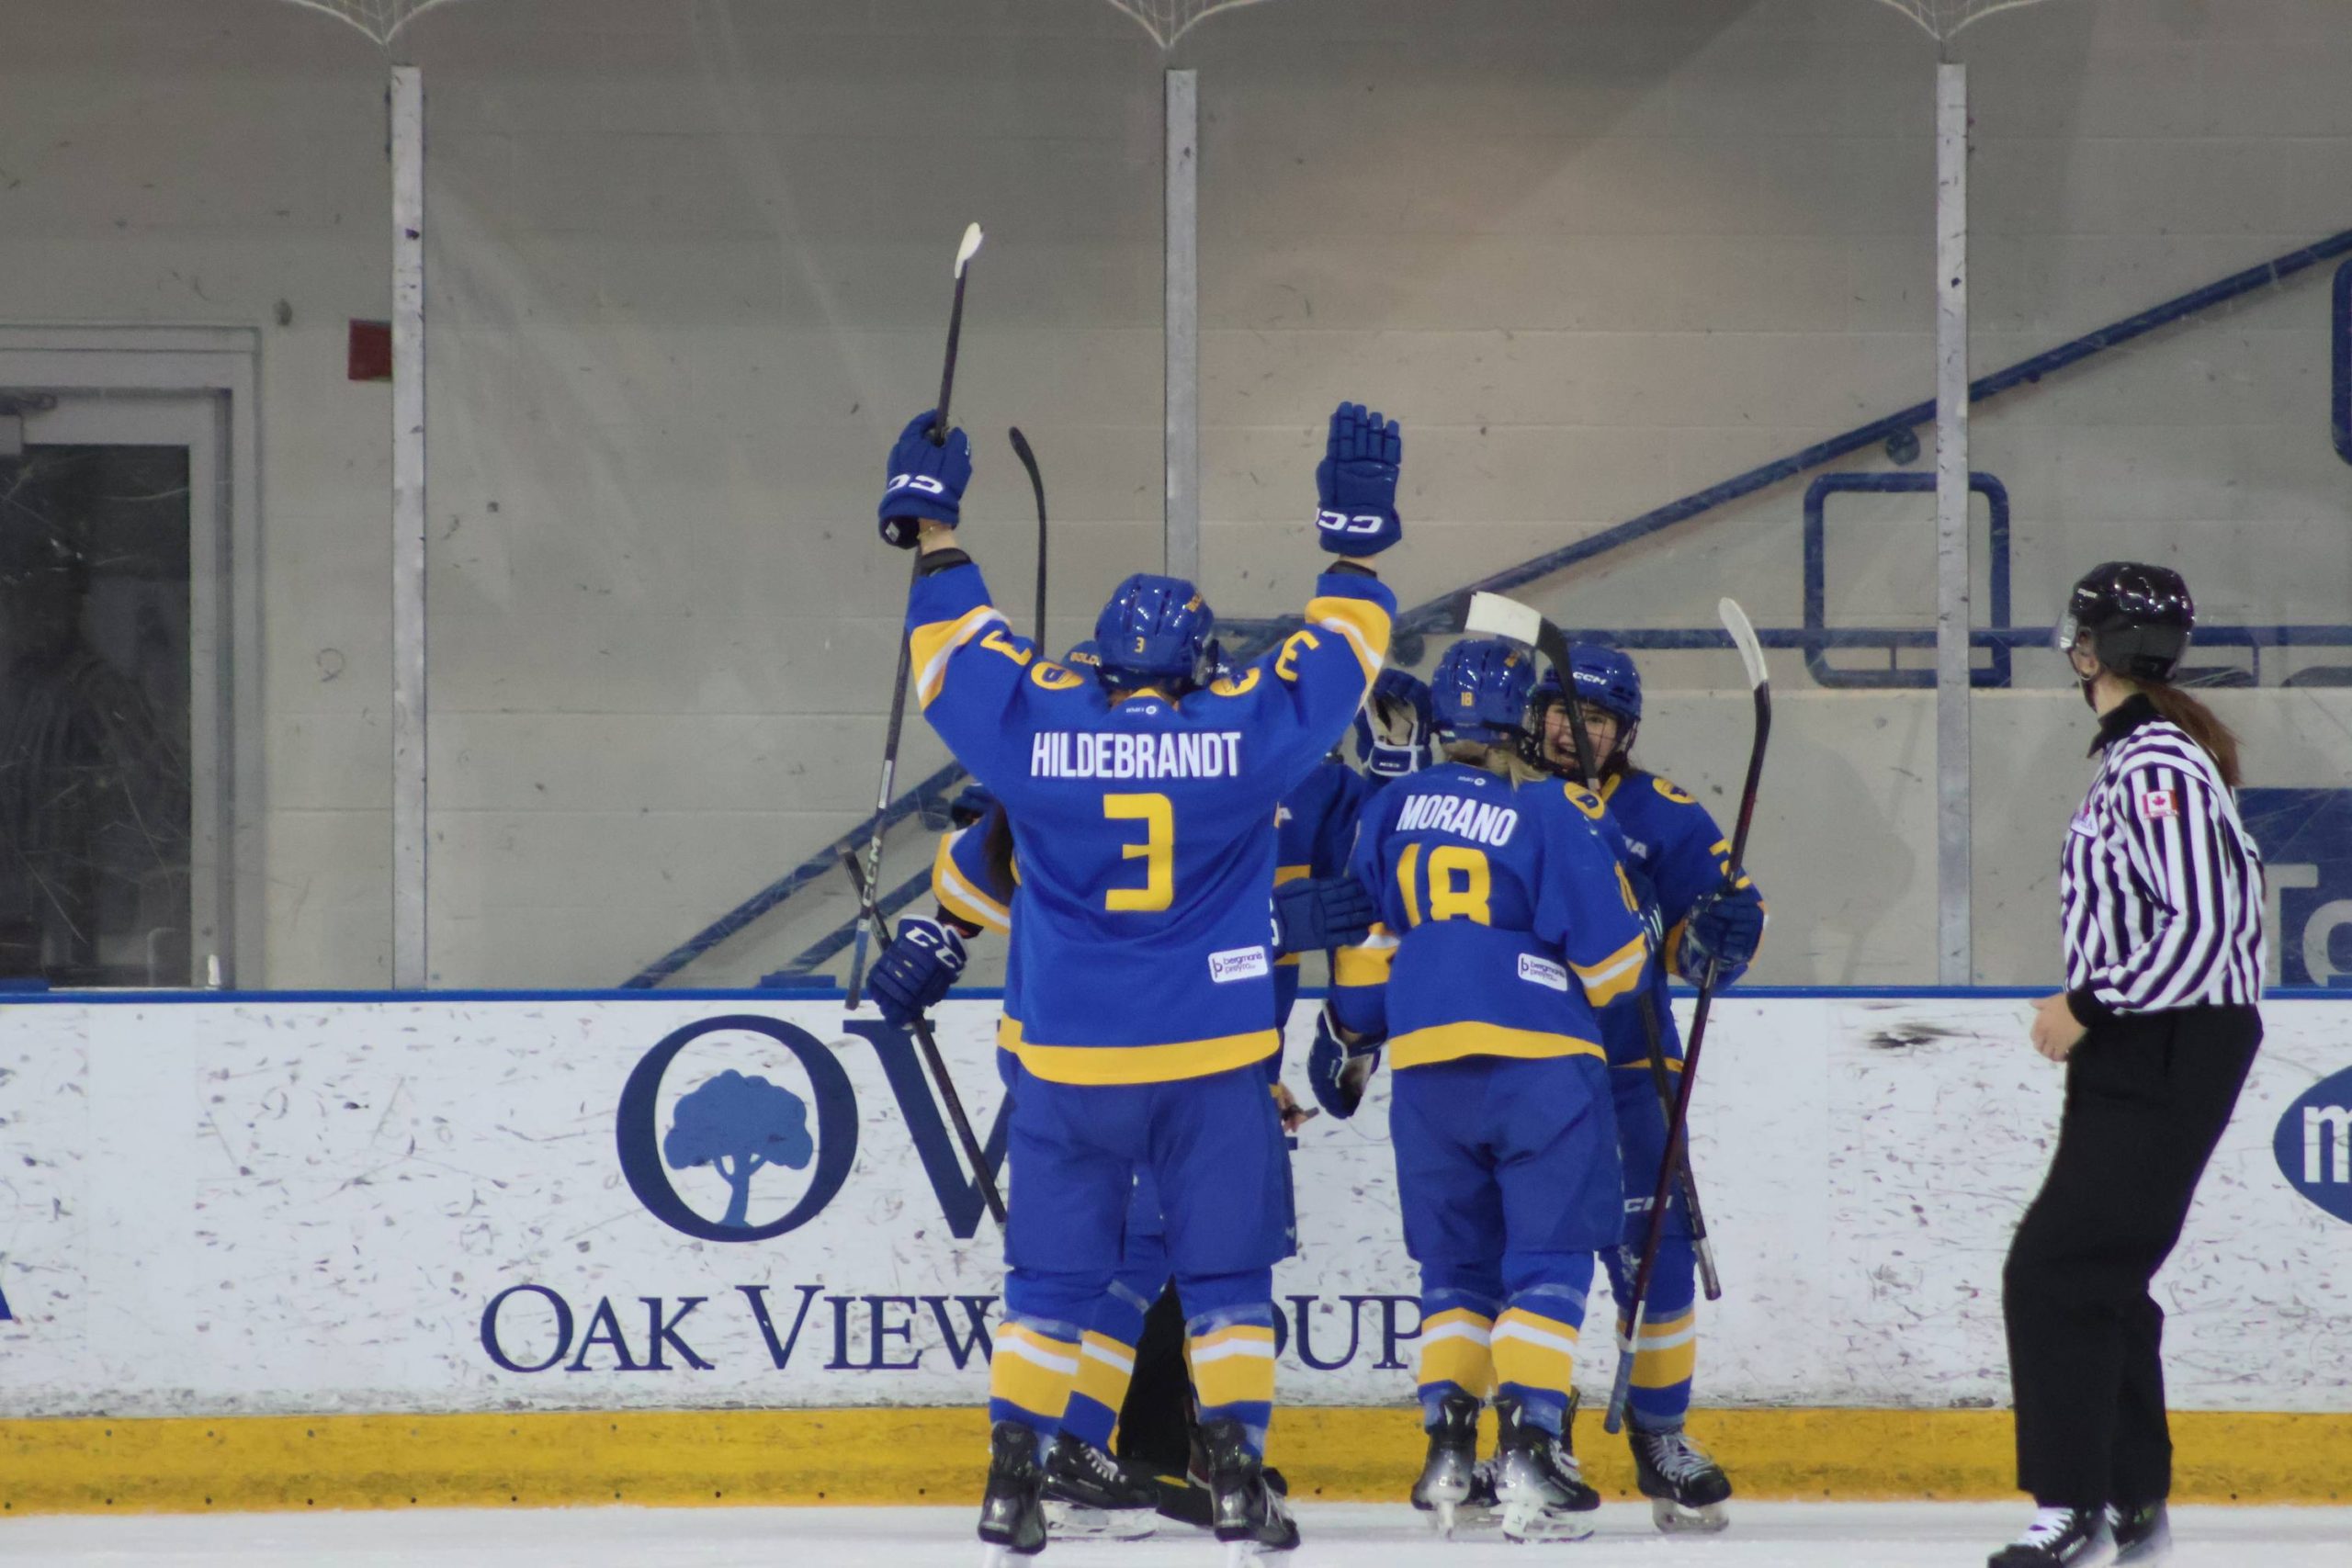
[1029,729,1245,781]
[1394,792,1521,847]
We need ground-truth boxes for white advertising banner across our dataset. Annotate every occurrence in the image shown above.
[2,994,2347,1418]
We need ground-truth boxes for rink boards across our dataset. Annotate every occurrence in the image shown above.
[2,990,2349,1509]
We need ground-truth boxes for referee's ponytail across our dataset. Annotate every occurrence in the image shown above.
[2133,681,2243,790]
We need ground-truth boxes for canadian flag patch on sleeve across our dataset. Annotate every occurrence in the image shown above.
[2136,788,2178,821]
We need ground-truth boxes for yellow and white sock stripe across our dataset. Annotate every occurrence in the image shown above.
[1626,1307,1700,1392]
[1415,1307,1496,1399]
[1188,1321,1278,1414]
[1070,1330,1137,1416]
[989,1321,1081,1424]
[1492,1308,1580,1401]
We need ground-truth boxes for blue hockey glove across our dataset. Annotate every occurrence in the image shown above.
[1677,881,1766,984]
[1272,873,1378,958]
[865,916,967,1027]
[877,409,974,547]
[1307,1004,1383,1120]
[1314,400,1403,557]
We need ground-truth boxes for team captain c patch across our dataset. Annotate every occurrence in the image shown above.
[2137,788,2178,821]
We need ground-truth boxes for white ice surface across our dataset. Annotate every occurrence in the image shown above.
[6,1503,2349,1567]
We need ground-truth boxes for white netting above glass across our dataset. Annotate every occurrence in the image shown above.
[275,0,472,45]
[1097,0,1281,49]
[1866,0,2067,40]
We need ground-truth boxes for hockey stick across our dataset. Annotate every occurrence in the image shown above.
[1604,596,1770,1433]
[845,221,986,1006]
[1464,592,1722,1303]
[841,851,1008,1226]
[1009,426,1046,648]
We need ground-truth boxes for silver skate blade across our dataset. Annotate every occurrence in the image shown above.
[978,1546,1012,1568]
[1500,1502,1595,1543]
[1223,1540,1267,1568]
[1651,1496,1732,1534]
[1042,1499,1156,1540]
[1433,1498,1456,1538]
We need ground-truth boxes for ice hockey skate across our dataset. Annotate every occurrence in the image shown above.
[976,1422,1047,1566]
[1408,1391,1482,1536]
[1629,1422,1733,1532]
[1489,1394,1596,1543]
[1988,1506,2119,1567]
[1038,1430,1159,1540]
[2109,1501,2172,1563]
[1199,1417,1298,1563]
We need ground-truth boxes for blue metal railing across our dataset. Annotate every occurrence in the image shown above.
[2334,258,2351,466]
[1804,472,2011,690]
[628,224,2352,989]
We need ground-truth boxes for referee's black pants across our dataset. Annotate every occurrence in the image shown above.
[2002,1004,2260,1510]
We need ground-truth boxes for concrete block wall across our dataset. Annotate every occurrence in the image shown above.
[1,0,2346,987]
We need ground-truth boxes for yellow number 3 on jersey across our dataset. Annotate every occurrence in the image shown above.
[1102,793,1174,911]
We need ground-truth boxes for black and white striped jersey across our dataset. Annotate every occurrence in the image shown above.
[2061,698,2265,1019]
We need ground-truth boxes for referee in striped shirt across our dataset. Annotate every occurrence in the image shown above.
[1991,563,2266,1568]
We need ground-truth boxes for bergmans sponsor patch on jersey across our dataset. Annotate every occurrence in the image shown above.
[1207,945,1271,984]
[2137,788,2178,821]
[1516,953,1569,992]
[1396,792,1521,847]
[1028,729,1243,780]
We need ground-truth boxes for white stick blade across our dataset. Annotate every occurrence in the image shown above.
[1719,597,1768,690]
[955,222,985,276]
[1464,591,1544,649]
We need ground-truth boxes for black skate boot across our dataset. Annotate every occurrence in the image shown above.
[2108,1501,2171,1564]
[1629,1422,1732,1533]
[1987,1506,2118,1568]
[1199,1417,1299,1563]
[1040,1430,1159,1540]
[977,1421,1048,1565]
[1490,1394,1596,1543]
[1553,1390,1603,1513]
[1408,1391,1482,1535]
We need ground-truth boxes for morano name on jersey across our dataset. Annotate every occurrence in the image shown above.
[1394,791,1521,848]
[1029,728,1246,781]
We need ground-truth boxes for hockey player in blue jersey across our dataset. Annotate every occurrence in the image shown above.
[866,653,1375,1539]
[1535,645,1768,1534]
[1327,637,1650,1544]
[876,400,1400,1563]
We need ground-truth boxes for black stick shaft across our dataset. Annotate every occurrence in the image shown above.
[1607,670,1770,1431]
[1011,427,1047,647]
[850,234,978,999]
[842,852,1006,1226]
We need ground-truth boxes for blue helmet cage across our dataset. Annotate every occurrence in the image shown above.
[1092,574,1216,694]
[1430,637,1542,758]
[1352,667,1435,778]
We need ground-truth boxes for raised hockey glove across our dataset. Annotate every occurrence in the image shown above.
[1272,873,1378,958]
[1307,1004,1383,1120]
[865,916,967,1027]
[1314,400,1404,557]
[1677,881,1765,984]
[877,409,974,547]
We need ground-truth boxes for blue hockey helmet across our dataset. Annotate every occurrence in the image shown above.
[1352,667,1435,778]
[1093,574,1216,693]
[1535,642,1642,772]
[1430,637,1540,747]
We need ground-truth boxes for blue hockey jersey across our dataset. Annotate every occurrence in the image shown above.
[1345,761,1649,1069]
[910,558,1392,1083]
[1593,766,1761,1069]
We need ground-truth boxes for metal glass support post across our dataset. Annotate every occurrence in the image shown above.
[1164,69,1200,581]
[391,65,429,988]
[1935,62,1971,985]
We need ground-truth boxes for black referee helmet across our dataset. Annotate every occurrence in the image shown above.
[2055,561,2195,682]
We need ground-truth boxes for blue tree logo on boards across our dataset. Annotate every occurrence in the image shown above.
[662,1070,817,1230]
[2273,1064,2352,1224]
[616,1015,859,1242]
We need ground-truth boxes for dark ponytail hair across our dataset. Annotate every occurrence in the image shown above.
[2135,681,2243,790]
